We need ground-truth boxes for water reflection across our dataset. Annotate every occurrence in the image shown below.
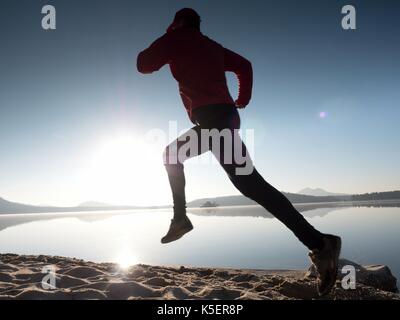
[0,200,399,232]
[187,200,400,218]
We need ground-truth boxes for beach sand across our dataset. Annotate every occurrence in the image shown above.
[0,254,398,300]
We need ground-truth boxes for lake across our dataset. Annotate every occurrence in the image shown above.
[0,202,399,283]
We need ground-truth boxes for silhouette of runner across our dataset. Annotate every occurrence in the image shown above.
[137,8,341,296]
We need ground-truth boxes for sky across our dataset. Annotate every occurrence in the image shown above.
[0,0,399,206]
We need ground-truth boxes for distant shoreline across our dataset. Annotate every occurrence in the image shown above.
[2,191,400,215]
[0,199,399,217]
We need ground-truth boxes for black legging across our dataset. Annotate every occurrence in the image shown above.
[164,104,324,250]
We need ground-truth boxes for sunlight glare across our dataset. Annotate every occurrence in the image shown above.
[84,133,168,205]
[115,250,138,269]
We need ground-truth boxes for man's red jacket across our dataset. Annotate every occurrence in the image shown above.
[137,28,253,120]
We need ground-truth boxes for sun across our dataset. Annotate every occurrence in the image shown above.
[83,132,168,206]
[115,250,138,269]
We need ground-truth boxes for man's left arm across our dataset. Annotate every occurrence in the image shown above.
[137,33,171,74]
[223,48,253,108]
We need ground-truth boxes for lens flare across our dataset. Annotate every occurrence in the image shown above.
[319,111,327,119]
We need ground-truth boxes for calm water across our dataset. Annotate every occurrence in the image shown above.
[0,204,399,282]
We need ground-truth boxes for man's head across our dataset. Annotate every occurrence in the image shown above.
[167,8,201,33]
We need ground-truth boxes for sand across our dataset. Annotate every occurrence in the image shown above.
[0,254,398,300]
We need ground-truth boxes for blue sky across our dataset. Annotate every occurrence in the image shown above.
[0,0,399,206]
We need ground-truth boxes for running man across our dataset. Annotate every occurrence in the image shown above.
[137,8,341,296]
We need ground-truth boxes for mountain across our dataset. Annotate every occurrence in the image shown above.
[297,188,349,197]
[0,197,53,214]
[79,201,113,208]
[0,197,144,215]
[1,191,400,215]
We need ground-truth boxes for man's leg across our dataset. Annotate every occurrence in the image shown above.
[164,161,186,221]
[161,125,208,243]
[163,125,205,221]
[214,130,324,251]
[214,130,341,296]
[229,166,324,250]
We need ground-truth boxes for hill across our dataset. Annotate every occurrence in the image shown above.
[1,191,400,214]
[297,188,349,197]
